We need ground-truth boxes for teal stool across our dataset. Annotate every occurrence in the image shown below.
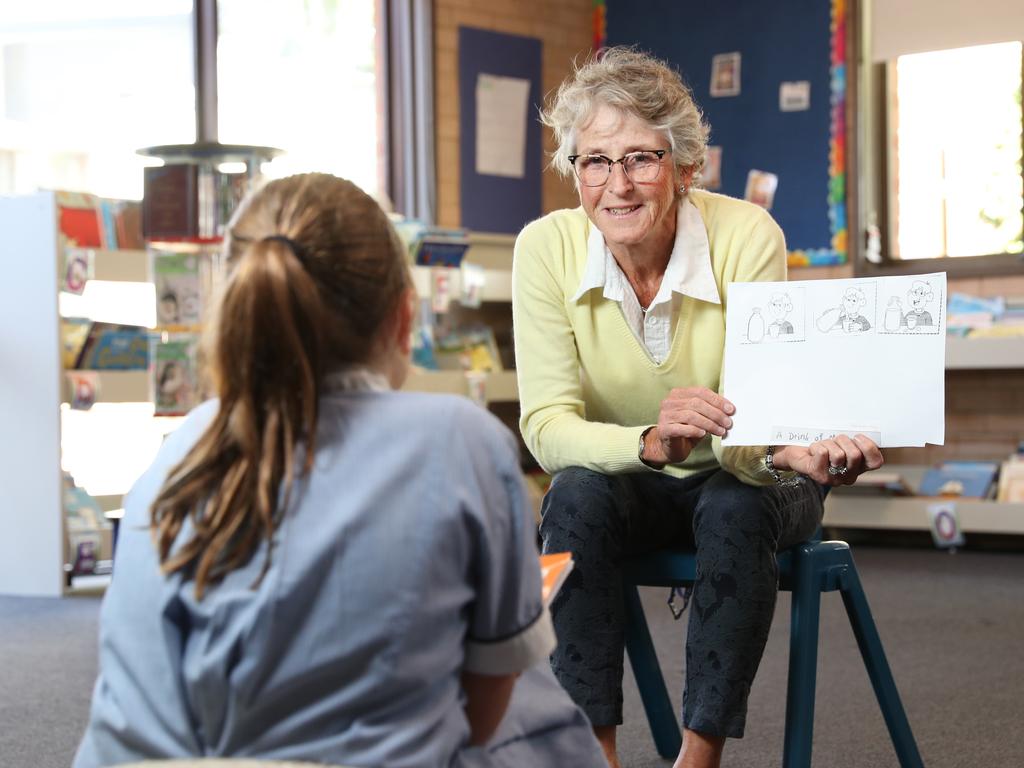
[622,539,924,767]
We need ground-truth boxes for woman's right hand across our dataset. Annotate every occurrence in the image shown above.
[643,387,735,466]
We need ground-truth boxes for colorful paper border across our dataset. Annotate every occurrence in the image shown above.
[788,0,848,267]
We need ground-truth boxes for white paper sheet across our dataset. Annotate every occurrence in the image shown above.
[722,273,946,447]
[475,73,531,178]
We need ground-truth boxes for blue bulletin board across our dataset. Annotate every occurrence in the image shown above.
[458,26,543,235]
[606,0,847,265]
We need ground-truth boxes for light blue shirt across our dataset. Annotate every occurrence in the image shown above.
[74,382,558,767]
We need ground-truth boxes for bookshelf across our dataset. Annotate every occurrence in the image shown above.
[407,232,517,399]
[824,464,1024,535]
[0,199,518,598]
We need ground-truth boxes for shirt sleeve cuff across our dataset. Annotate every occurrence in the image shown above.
[463,605,556,676]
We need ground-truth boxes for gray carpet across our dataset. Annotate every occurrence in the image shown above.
[3,547,1022,768]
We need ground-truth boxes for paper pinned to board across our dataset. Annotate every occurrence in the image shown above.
[722,273,946,447]
[475,73,531,179]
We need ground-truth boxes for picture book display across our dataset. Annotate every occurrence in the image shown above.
[152,334,200,417]
[62,320,150,370]
[918,461,1000,499]
[64,474,106,576]
[722,273,946,447]
[152,251,204,328]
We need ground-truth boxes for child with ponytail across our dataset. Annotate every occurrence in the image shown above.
[75,174,605,767]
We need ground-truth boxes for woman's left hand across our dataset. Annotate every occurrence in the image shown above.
[772,434,884,486]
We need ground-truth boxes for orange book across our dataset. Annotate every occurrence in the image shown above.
[540,552,574,605]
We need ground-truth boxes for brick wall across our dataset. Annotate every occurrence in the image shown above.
[433,0,593,228]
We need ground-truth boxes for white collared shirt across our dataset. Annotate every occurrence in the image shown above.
[571,198,721,364]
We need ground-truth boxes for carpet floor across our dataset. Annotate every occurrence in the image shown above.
[2,546,1021,768]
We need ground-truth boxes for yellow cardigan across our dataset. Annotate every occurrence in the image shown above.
[512,190,788,485]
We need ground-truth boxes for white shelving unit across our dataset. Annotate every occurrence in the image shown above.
[824,463,1024,535]
[410,232,515,302]
[407,232,517,400]
[945,336,1024,370]
[0,209,518,597]
[2,191,65,596]
[1,192,161,596]
[825,495,1024,535]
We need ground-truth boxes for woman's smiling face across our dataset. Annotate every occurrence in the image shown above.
[575,104,679,256]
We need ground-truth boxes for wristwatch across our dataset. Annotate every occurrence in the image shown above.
[764,445,803,487]
[639,426,665,470]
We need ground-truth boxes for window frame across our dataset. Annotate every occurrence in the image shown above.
[196,0,407,212]
[855,37,1024,278]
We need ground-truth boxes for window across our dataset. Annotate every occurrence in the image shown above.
[891,42,1023,260]
[0,1,386,201]
[217,0,383,198]
[0,1,195,200]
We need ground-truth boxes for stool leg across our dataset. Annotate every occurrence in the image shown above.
[623,582,682,759]
[839,557,925,768]
[783,545,822,768]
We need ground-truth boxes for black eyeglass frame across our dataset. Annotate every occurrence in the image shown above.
[567,149,669,186]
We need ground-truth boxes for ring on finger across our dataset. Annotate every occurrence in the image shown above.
[827,464,848,476]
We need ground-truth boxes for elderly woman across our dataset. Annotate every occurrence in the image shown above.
[513,48,884,768]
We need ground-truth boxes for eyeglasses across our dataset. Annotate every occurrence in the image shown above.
[567,149,668,187]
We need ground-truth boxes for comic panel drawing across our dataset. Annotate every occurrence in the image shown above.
[812,282,877,337]
[877,277,944,335]
[738,286,807,344]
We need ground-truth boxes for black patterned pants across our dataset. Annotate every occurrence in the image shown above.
[540,466,824,738]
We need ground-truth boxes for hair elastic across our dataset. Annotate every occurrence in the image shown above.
[262,234,309,264]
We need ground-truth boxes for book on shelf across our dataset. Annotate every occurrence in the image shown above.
[56,190,103,248]
[540,552,573,606]
[61,318,92,368]
[144,164,253,241]
[433,325,504,373]
[63,474,106,576]
[997,455,1024,503]
[115,201,145,249]
[153,334,201,416]
[62,320,150,370]
[152,251,204,328]
[143,164,201,240]
[918,461,1000,499]
[55,192,144,250]
[392,219,470,268]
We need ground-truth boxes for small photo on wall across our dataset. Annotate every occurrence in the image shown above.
[710,52,741,97]
[779,81,811,112]
[744,169,779,210]
[699,146,722,190]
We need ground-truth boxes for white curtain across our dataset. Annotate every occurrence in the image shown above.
[383,0,436,223]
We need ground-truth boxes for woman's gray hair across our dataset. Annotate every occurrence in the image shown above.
[541,46,710,182]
